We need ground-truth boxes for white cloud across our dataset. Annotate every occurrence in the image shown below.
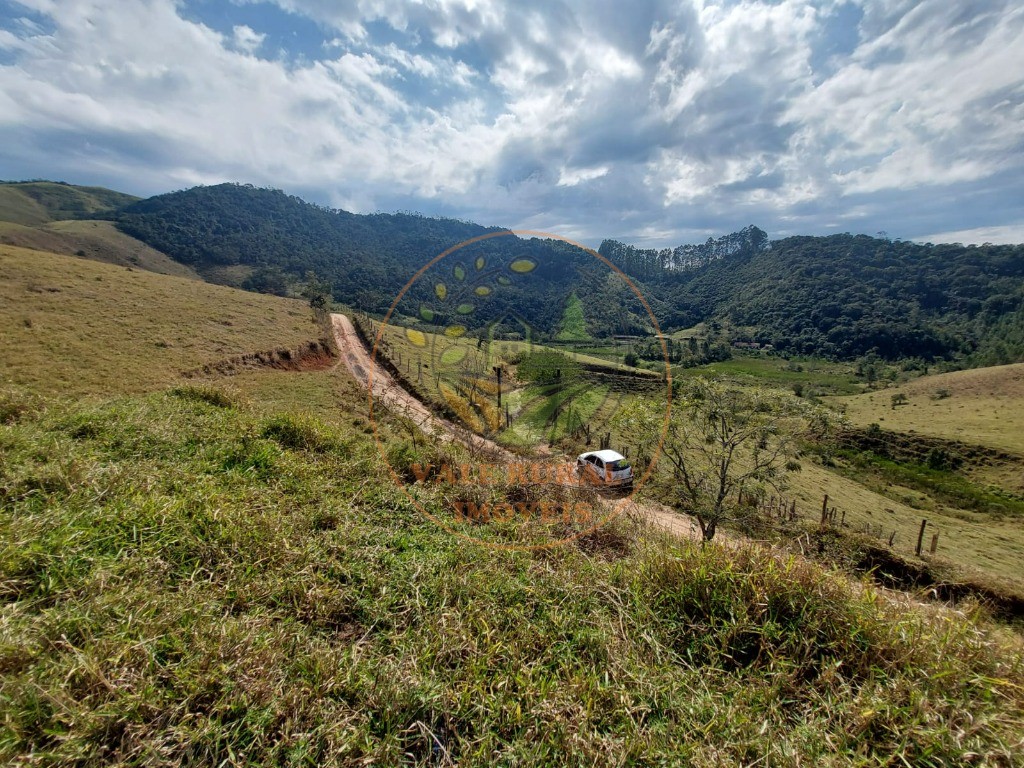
[0,0,1021,246]
[231,25,265,54]
[557,164,609,187]
[785,1,1024,194]
[918,224,1024,246]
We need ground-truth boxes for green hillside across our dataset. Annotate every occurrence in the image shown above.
[2,232,1023,764]
[111,183,1024,364]
[0,180,139,225]
[114,183,642,338]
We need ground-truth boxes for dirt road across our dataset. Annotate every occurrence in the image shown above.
[331,313,510,459]
[330,312,705,542]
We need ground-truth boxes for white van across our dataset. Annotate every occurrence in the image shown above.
[576,449,633,489]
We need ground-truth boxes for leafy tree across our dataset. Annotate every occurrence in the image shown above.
[615,379,822,541]
[242,265,290,296]
[301,271,332,312]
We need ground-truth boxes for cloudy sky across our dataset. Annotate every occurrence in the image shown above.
[1,0,1022,247]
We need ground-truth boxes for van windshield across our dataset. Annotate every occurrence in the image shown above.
[607,460,631,471]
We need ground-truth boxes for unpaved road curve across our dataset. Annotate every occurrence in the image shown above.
[331,312,704,542]
[331,313,511,460]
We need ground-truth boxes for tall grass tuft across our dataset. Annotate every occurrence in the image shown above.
[169,383,242,409]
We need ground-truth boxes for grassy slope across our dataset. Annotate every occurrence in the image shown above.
[554,292,591,341]
[0,245,318,396]
[0,220,200,280]
[0,181,139,223]
[785,461,1024,584]
[0,187,51,226]
[1,250,1023,763]
[830,364,1024,455]
[2,389,1022,765]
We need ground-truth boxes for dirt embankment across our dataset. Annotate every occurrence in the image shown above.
[837,425,1023,468]
[183,338,336,378]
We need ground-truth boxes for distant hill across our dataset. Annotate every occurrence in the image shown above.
[0,180,139,225]
[0,181,194,279]
[113,183,655,338]
[601,232,1024,363]
[0,178,1002,365]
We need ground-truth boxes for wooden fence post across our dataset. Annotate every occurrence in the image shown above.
[821,494,829,525]
[915,519,928,557]
[929,532,939,554]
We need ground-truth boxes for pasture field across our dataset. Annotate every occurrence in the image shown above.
[3,386,1021,764]
[830,363,1024,455]
[0,245,319,396]
[0,219,201,280]
[673,354,863,395]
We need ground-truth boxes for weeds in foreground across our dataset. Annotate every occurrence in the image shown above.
[0,390,1022,766]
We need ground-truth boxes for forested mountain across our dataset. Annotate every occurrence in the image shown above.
[601,232,1024,363]
[100,182,1024,363]
[113,184,645,337]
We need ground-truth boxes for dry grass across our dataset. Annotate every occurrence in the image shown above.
[0,219,201,280]
[830,364,1024,455]
[0,245,318,396]
[784,461,1024,586]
